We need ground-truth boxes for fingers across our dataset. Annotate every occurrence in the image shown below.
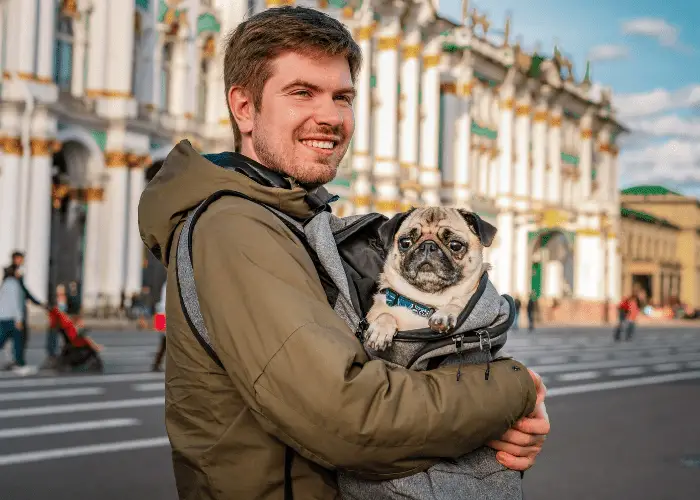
[487,439,541,458]
[495,427,546,448]
[495,452,537,472]
[528,369,547,404]
[516,403,551,435]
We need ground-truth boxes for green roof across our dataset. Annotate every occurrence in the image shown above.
[527,54,545,78]
[620,207,678,229]
[621,185,681,196]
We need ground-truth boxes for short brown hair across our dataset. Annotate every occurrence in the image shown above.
[223,6,362,151]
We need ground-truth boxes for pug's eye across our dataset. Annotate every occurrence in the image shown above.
[398,238,412,250]
[449,241,465,252]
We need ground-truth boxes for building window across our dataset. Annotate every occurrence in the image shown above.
[54,11,74,91]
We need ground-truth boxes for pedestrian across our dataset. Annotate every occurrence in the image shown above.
[614,294,640,342]
[527,291,538,333]
[151,281,167,372]
[513,296,522,331]
[4,251,43,370]
[138,6,549,499]
[40,284,69,370]
[66,281,84,329]
[0,265,33,375]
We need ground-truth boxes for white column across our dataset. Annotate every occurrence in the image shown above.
[71,13,88,97]
[23,139,54,303]
[0,3,5,75]
[101,150,129,307]
[372,16,401,216]
[579,112,593,200]
[124,166,146,297]
[399,28,421,211]
[574,230,604,300]
[150,36,163,111]
[419,38,442,206]
[36,0,56,82]
[607,235,620,302]
[86,0,108,95]
[4,0,37,76]
[205,59,222,126]
[81,187,104,311]
[514,98,531,205]
[0,138,21,262]
[609,142,619,206]
[440,81,459,205]
[497,89,515,198]
[169,40,188,118]
[547,108,563,206]
[453,77,473,208]
[350,22,373,215]
[495,211,515,294]
[531,100,547,202]
[106,0,135,95]
[596,126,613,205]
[514,220,530,298]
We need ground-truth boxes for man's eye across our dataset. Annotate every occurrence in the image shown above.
[293,90,311,97]
[335,95,353,104]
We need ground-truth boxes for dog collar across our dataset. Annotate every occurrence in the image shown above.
[381,288,436,318]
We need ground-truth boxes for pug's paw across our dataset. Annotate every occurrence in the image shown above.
[364,314,398,351]
[429,306,461,333]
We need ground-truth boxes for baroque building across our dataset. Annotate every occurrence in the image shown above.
[620,185,700,313]
[0,0,626,322]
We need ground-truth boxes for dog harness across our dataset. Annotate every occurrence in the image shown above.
[381,288,436,318]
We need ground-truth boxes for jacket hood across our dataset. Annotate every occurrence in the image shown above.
[138,140,334,265]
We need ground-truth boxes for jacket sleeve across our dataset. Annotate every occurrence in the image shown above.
[19,278,42,306]
[192,203,538,479]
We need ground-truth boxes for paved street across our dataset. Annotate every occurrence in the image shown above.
[0,326,698,499]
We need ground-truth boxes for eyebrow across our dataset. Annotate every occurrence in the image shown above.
[281,79,356,97]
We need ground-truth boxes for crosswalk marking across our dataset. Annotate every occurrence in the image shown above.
[548,371,700,397]
[0,419,139,439]
[132,383,165,392]
[556,371,600,382]
[0,387,104,402]
[528,352,700,373]
[0,397,163,419]
[0,372,163,389]
[0,437,171,466]
[609,366,646,376]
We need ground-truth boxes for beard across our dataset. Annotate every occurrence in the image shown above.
[252,115,347,187]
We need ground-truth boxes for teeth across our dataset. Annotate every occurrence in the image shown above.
[302,140,334,150]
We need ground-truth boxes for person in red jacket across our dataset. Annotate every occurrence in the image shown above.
[614,294,641,341]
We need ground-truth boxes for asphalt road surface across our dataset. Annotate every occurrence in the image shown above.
[0,326,698,500]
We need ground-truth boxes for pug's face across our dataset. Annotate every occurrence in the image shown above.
[382,207,497,294]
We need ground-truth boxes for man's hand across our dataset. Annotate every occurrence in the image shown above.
[487,369,550,471]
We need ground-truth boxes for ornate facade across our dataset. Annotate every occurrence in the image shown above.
[0,0,626,321]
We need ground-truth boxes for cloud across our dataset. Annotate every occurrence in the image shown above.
[613,84,700,118]
[626,115,700,140]
[587,44,629,62]
[621,17,693,52]
[618,139,700,188]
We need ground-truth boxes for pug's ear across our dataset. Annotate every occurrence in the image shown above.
[378,208,415,252]
[457,209,497,247]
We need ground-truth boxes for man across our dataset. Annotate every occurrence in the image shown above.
[139,7,550,499]
[3,251,42,370]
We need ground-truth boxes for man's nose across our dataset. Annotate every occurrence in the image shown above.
[314,97,344,127]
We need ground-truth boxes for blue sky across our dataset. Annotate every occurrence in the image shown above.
[439,0,700,198]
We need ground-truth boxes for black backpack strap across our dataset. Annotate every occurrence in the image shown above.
[174,189,299,500]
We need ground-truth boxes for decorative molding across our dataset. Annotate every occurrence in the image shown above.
[30,138,54,156]
[402,44,421,59]
[105,151,129,168]
[377,36,400,51]
[374,200,401,212]
[533,110,548,122]
[500,97,515,110]
[549,116,562,128]
[440,82,457,94]
[84,187,105,202]
[1,137,22,155]
[460,81,473,96]
[353,195,372,207]
[86,89,133,99]
[515,104,530,116]
[422,54,441,68]
[581,129,593,139]
[355,26,374,41]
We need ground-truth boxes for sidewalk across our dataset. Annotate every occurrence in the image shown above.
[27,310,141,331]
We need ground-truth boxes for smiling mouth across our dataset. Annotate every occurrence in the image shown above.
[300,139,336,153]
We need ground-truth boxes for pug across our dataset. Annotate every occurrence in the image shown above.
[364,207,497,351]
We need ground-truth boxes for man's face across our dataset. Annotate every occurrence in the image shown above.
[13,255,23,267]
[242,52,355,186]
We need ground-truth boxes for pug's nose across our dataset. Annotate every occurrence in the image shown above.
[421,240,438,254]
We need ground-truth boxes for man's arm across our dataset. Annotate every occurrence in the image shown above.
[192,202,538,478]
[19,278,42,306]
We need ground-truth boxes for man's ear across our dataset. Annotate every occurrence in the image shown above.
[378,208,415,252]
[457,209,497,247]
[228,86,254,135]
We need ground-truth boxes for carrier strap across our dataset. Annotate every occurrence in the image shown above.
[175,189,306,500]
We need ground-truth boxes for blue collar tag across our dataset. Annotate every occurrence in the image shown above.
[382,288,436,318]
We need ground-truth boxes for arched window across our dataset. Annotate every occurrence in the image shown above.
[54,11,74,91]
